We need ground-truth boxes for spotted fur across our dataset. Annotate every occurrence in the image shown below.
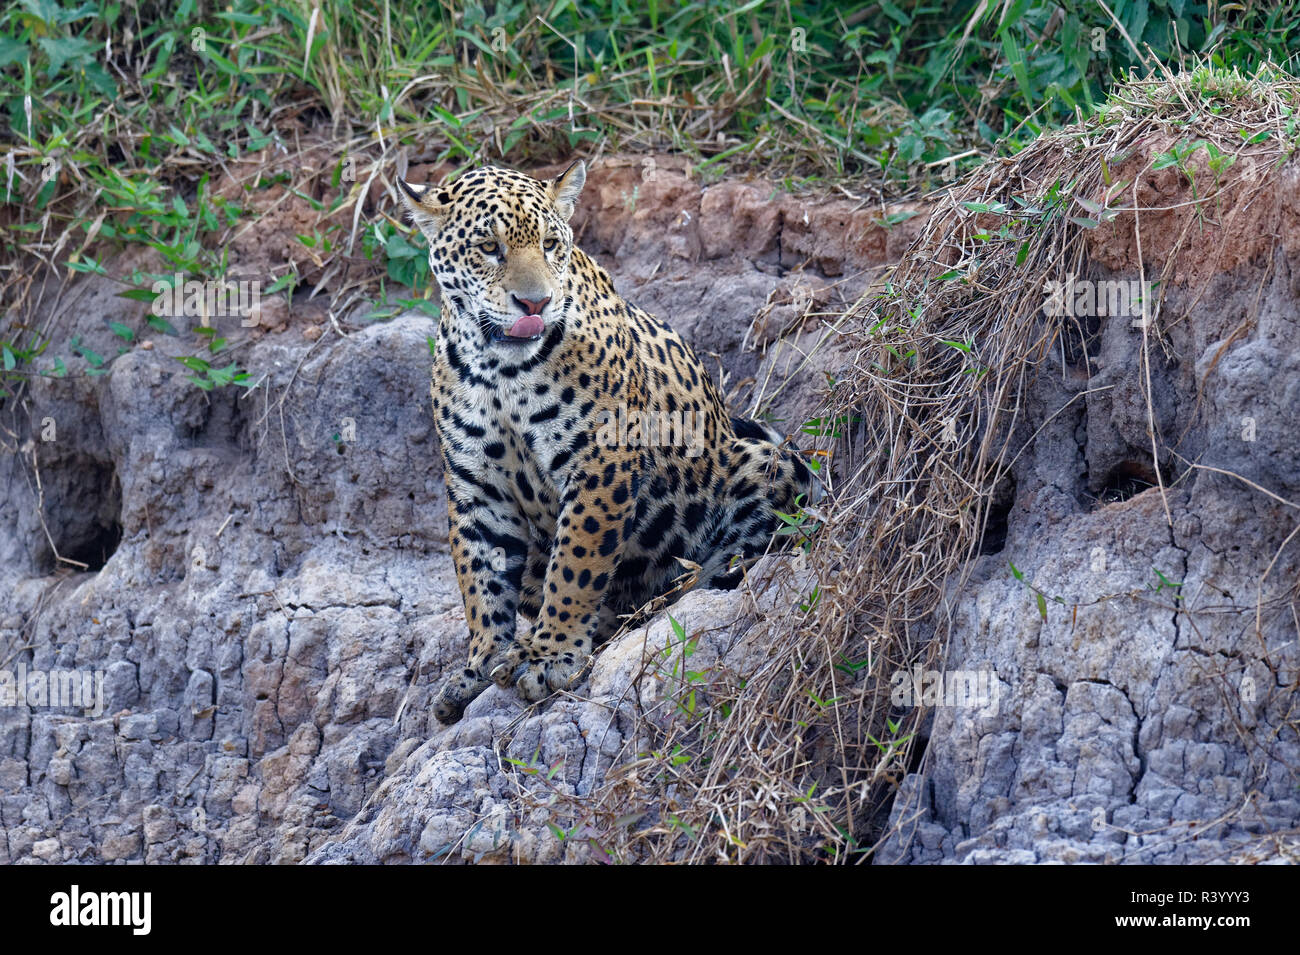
[399,161,818,723]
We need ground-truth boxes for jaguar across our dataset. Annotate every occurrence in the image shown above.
[399,160,818,723]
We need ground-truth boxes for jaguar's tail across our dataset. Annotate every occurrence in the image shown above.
[730,414,825,506]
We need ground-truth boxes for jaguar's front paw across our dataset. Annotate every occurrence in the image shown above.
[434,668,490,724]
[515,655,588,702]
[485,642,528,690]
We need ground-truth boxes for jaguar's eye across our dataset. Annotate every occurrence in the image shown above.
[479,241,500,256]
[543,237,559,252]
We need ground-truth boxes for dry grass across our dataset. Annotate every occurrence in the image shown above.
[512,63,1300,863]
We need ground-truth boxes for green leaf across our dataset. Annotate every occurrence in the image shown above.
[117,288,159,303]
[107,321,134,342]
[20,0,66,25]
[385,232,423,259]
[147,315,179,336]
[1035,591,1047,621]
[67,257,108,275]
[37,36,96,76]
[1074,196,1107,216]
[216,9,266,26]
[1153,568,1183,590]
[82,60,117,96]
[202,47,240,76]
[877,210,919,227]
[75,344,104,368]
[1000,31,1032,110]
[0,36,28,69]
[879,0,911,26]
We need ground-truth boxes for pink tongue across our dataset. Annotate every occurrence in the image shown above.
[506,314,544,338]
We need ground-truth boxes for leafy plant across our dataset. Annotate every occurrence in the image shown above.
[174,329,254,391]
[1009,560,1069,622]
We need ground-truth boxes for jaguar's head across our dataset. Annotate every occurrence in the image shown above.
[398,161,586,348]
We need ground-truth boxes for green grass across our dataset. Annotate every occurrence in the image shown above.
[5,0,1300,399]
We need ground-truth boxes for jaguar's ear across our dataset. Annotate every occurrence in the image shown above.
[548,159,586,221]
[398,179,450,241]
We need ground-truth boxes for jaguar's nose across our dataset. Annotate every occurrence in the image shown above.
[512,294,551,316]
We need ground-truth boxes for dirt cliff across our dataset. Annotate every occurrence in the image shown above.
[2,110,1297,863]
